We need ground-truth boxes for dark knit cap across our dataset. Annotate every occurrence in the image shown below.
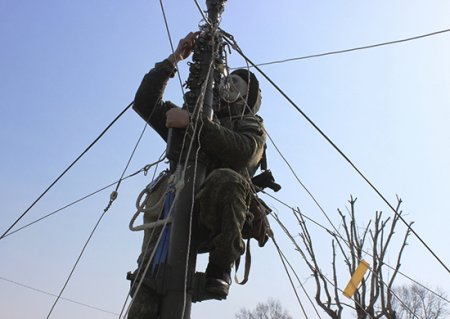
[230,69,260,113]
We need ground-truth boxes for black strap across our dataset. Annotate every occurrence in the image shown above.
[260,144,267,171]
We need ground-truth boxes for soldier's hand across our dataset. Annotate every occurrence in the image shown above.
[166,108,190,128]
[168,31,200,65]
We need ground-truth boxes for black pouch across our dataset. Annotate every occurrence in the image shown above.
[242,194,272,247]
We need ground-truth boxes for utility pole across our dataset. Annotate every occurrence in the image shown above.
[159,1,227,319]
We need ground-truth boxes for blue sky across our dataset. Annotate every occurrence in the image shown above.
[1,1,450,318]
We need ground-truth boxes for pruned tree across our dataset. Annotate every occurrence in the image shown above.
[392,284,449,319]
[235,298,293,319]
[274,196,413,319]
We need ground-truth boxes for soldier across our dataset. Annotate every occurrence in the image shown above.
[128,31,266,318]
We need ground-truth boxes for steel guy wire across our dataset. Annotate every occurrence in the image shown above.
[277,247,324,319]
[0,276,119,316]
[274,236,323,319]
[193,0,211,26]
[159,0,185,96]
[264,126,342,243]
[223,34,450,275]
[263,191,450,305]
[112,123,150,204]
[46,208,110,318]
[1,159,165,239]
[233,27,450,69]
[386,284,422,319]
[271,236,320,318]
[0,101,134,241]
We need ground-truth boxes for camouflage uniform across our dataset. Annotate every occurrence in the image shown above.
[129,59,266,318]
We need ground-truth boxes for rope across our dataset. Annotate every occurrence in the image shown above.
[0,101,134,241]
[223,34,450,275]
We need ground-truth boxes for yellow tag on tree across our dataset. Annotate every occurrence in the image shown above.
[343,260,370,298]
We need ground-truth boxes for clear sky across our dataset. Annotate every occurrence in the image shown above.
[1,1,450,318]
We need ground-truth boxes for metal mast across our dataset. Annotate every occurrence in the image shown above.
[160,1,227,318]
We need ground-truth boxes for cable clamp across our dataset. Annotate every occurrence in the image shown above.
[110,191,118,201]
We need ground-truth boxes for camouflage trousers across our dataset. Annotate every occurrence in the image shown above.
[128,168,251,319]
[196,168,251,268]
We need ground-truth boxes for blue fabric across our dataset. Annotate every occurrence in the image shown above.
[150,184,175,274]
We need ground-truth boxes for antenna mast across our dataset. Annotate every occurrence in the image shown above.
[160,1,227,318]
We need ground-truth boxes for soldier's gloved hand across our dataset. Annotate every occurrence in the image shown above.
[166,108,189,128]
[168,31,200,66]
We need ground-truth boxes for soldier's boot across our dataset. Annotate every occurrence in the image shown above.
[205,262,231,297]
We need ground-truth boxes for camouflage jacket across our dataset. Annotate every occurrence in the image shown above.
[133,59,266,177]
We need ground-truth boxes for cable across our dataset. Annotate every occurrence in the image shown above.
[223,34,450,275]
[0,276,118,316]
[233,27,450,69]
[0,101,134,241]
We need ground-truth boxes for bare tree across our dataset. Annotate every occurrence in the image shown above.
[235,298,293,319]
[273,196,413,319]
[392,284,449,319]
